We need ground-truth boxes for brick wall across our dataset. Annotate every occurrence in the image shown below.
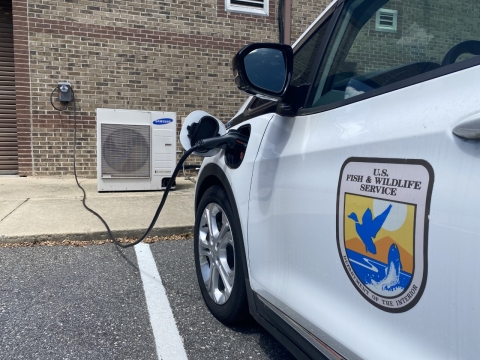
[290,0,330,44]
[12,0,329,177]
[20,0,478,177]
[15,0,275,176]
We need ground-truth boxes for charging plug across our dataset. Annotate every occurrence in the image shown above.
[57,81,72,103]
[195,130,248,152]
[187,115,220,148]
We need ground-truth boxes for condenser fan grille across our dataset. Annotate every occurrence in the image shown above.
[101,124,151,178]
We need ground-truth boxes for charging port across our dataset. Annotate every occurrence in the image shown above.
[225,125,251,169]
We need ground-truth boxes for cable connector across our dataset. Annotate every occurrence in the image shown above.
[195,130,248,152]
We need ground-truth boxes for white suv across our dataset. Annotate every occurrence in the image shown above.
[180,0,480,358]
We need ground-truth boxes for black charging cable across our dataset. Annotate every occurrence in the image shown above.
[50,85,246,248]
[50,86,200,248]
[50,86,69,111]
[76,144,198,248]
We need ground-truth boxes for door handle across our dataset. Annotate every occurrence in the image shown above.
[453,113,480,139]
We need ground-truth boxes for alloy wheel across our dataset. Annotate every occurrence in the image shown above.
[198,202,235,305]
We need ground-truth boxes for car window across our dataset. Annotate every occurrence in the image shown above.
[290,14,332,87]
[308,0,480,108]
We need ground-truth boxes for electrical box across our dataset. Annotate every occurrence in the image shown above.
[57,81,72,102]
[96,109,177,192]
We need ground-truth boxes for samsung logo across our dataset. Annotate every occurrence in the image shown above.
[153,118,173,125]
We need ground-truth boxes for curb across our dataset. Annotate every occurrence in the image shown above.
[0,225,194,244]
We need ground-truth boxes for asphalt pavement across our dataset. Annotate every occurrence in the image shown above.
[150,239,295,360]
[0,176,296,359]
[0,243,157,359]
[0,239,295,359]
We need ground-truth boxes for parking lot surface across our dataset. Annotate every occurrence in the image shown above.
[0,239,294,359]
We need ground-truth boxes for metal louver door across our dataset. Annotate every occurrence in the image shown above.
[0,2,17,175]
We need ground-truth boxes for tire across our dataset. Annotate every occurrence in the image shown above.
[194,185,250,324]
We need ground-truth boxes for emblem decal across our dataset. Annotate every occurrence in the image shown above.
[337,158,434,312]
[153,118,173,125]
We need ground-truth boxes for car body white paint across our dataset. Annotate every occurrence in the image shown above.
[197,113,274,251]
[246,64,480,359]
[190,0,480,358]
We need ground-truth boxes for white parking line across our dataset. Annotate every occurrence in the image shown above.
[134,243,188,360]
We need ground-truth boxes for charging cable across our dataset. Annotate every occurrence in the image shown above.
[50,85,247,248]
[50,83,72,111]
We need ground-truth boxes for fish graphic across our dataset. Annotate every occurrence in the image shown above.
[348,204,392,254]
[371,243,403,291]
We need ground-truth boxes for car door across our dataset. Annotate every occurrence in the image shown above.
[247,0,480,359]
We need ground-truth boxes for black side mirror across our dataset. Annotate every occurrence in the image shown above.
[232,43,293,101]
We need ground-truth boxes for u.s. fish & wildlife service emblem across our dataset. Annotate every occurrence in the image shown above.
[337,158,434,312]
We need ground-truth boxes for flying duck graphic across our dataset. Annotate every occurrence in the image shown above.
[348,204,393,254]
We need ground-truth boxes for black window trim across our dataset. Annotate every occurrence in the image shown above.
[297,55,480,117]
[290,2,339,56]
[301,1,345,111]
[226,97,278,129]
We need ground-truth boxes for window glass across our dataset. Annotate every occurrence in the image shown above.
[290,14,332,87]
[308,0,480,108]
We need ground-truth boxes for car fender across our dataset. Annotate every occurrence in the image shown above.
[195,113,275,274]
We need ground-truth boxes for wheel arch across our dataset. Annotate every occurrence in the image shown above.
[194,159,327,359]
[195,163,249,281]
[195,169,224,211]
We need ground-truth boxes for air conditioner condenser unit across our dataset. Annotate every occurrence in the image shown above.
[96,108,177,192]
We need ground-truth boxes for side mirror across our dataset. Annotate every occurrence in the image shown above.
[180,110,226,157]
[232,43,293,101]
